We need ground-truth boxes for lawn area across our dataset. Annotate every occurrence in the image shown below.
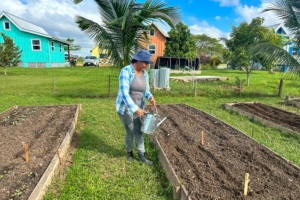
[1,66,300,199]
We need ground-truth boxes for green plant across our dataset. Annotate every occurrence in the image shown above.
[2,116,9,122]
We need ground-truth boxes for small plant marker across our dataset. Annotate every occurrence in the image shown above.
[56,148,62,165]
[24,144,29,163]
[201,130,204,146]
[53,77,56,96]
[244,173,250,196]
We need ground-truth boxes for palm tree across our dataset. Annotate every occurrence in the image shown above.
[250,0,300,74]
[73,0,180,67]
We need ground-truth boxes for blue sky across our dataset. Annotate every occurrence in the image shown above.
[1,0,282,57]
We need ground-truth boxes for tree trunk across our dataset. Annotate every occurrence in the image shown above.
[246,72,250,86]
[4,67,7,76]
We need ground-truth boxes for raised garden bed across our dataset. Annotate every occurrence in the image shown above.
[224,102,300,135]
[0,104,81,200]
[150,104,300,199]
[285,97,300,108]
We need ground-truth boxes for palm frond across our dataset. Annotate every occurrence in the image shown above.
[249,42,300,76]
[262,0,300,47]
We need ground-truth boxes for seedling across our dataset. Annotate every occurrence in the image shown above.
[2,116,9,122]
[13,110,19,116]
[28,171,33,177]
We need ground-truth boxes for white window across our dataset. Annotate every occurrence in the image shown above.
[51,41,55,51]
[148,44,156,55]
[150,28,155,36]
[31,39,41,51]
[3,21,10,30]
[59,44,62,53]
[292,48,298,56]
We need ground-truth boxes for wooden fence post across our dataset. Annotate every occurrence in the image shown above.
[278,78,283,97]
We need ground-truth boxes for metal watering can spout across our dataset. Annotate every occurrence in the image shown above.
[157,116,167,127]
[140,105,167,135]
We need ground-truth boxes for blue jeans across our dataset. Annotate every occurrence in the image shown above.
[118,110,145,154]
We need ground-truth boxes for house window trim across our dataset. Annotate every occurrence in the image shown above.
[31,39,42,51]
[292,47,298,56]
[3,21,11,30]
[51,41,55,52]
[59,44,62,53]
[148,44,156,55]
[150,28,155,37]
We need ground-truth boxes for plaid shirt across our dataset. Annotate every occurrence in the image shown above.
[116,63,153,115]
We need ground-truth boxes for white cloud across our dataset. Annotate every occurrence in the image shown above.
[189,20,229,39]
[0,0,102,57]
[215,16,221,20]
[234,1,283,27]
[214,0,240,7]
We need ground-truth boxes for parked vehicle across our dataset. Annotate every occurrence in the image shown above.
[83,56,99,67]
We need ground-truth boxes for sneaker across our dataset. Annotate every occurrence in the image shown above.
[138,153,153,165]
[127,151,134,162]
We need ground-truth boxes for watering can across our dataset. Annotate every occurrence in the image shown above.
[140,106,167,135]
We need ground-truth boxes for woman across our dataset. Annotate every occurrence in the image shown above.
[116,50,156,165]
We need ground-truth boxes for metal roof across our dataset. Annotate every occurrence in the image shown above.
[151,22,169,38]
[266,23,290,35]
[0,11,70,44]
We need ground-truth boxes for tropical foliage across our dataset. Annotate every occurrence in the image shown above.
[223,17,283,85]
[194,34,228,67]
[250,0,300,75]
[164,22,196,58]
[73,0,180,67]
[0,33,22,75]
[64,38,81,51]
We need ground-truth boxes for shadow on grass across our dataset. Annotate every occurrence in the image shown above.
[79,129,125,158]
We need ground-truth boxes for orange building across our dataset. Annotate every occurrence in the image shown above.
[146,22,169,66]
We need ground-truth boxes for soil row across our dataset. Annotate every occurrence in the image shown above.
[155,104,300,199]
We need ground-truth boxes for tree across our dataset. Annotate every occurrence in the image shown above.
[64,38,81,51]
[193,34,224,57]
[193,34,228,68]
[73,0,180,67]
[224,17,278,85]
[164,22,197,57]
[163,22,197,69]
[249,0,300,76]
[0,33,22,75]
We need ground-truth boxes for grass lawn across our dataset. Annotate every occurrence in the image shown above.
[1,66,300,199]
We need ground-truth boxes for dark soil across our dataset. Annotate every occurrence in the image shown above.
[0,105,77,200]
[233,102,300,133]
[155,104,300,199]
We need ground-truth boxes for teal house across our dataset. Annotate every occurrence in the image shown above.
[0,11,70,68]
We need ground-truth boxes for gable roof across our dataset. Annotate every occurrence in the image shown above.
[0,11,69,44]
[150,22,169,38]
[266,23,290,35]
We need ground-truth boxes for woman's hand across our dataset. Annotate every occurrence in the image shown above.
[149,96,156,107]
[135,108,144,118]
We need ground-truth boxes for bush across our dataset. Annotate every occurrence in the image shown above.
[70,60,77,67]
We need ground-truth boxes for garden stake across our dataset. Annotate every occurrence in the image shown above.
[201,130,204,146]
[24,144,29,163]
[244,173,250,196]
[194,79,197,97]
[108,75,110,97]
[252,127,254,138]
[56,148,62,165]
[53,77,56,96]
